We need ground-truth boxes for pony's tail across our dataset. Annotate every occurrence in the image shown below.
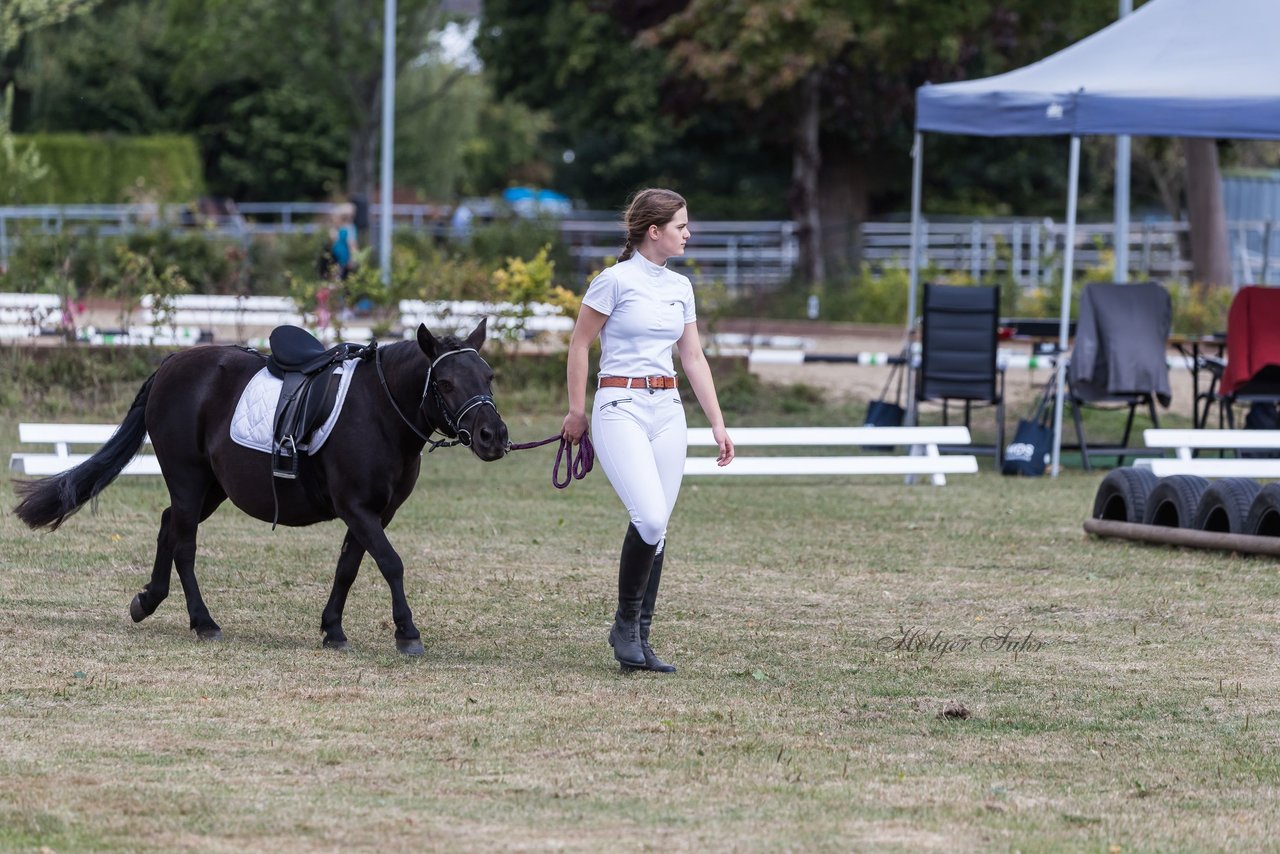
[13,372,158,531]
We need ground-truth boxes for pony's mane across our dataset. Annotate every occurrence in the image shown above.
[381,334,468,371]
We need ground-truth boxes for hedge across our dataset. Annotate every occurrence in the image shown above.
[12,134,204,204]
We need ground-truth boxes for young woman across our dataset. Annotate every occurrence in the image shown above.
[561,188,734,672]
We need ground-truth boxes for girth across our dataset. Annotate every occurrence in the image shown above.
[265,325,369,479]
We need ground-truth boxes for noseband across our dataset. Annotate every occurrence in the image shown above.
[376,344,498,451]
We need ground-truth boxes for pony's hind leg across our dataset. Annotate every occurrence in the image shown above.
[130,507,176,623]
[319,530,366,651]
[130,484,227,641]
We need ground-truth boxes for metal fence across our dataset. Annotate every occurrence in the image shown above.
[2,202,1277,291]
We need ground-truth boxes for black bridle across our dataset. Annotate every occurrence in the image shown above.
[374,342,498,451]
[374,340,593,488]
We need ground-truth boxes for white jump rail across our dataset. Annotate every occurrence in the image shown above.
[10,423,161,476]
[139,293,303,330]
[0,292,63,340]
[1136,428,1280,479]
[684,426,978,485]
[91,294,372,347]
[399,299,573,339]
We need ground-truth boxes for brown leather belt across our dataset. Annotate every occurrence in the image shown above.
[598,375,677,390]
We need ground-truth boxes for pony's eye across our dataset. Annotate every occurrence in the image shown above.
[437,379,454,394]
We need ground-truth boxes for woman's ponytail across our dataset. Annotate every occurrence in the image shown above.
[619,188,686,263]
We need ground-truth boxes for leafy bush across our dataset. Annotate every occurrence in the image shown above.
[468,216,570,272]
[14,134,203,203]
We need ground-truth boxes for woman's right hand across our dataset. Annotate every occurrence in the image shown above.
[561,411,588,444]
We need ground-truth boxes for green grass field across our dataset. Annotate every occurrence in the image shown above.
[1,411,1276,852]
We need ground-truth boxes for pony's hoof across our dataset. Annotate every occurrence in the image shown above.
[396,638,425,656]
[128,594,147,623]
[323,638,352,652]
[196,627,223,642]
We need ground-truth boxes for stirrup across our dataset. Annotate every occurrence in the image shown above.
[272,435,300,479]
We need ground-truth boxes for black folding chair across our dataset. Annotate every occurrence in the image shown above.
[916,284,1005,465]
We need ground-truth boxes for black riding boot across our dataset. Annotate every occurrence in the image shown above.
[608,523,656,669]
[638,542,676,673]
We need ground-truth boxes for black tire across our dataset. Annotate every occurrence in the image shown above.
[1244,482,1280,537]
[1091,467,1160,523]
[1142,475,1211,528]
[1191,478,1262,533]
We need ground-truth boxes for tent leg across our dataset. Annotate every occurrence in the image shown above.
[1051,136,1081,477]
[906,132,924,428]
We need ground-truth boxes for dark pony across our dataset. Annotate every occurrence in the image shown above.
[13,321,508,655]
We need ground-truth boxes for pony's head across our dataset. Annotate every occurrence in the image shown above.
[416,318,509,461]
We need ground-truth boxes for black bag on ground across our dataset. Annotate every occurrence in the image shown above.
[863,353,906,449]
[1002,376,1056,476]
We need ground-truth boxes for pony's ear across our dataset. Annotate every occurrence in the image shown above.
[416,323,441,360]
[464,318,488,351]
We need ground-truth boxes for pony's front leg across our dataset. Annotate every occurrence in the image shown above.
[344,514,422,656]
[320,531,365,651]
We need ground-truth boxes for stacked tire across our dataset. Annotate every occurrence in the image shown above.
[1092,468,1280,538]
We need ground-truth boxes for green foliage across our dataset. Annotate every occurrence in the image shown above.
[201,85,347,201]
[0,0,103,55]
[1169,282,1232,336]
[108,245,192,330]
[14,133,203,203]
[0,342,161,414]
[0,86,49,204]
[18,1,180,135]
[490,244,579,344]
[467,216,569,272]
[749,264,914,325]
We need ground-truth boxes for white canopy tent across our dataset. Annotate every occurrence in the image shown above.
[909,0,1280,474]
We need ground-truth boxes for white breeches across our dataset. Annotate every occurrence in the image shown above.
[591,386,687,546]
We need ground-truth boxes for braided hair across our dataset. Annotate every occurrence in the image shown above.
[617,188,687,262]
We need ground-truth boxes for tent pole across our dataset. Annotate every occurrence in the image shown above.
[1114,0,1133,282]
[1052,136,1082,477]
[905,131,924,426]
[1115,135,1130,282]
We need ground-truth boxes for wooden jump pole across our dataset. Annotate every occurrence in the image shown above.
[1083,519,1280,557]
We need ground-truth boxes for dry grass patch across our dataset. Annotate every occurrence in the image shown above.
[1,416,1278,851]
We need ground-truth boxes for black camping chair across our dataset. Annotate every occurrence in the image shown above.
[916,283,1005,465]
[1065,282,1171,471]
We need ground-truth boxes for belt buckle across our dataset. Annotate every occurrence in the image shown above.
[644,376,653,394]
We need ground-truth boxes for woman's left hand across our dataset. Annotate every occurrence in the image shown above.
[713,426,734,467]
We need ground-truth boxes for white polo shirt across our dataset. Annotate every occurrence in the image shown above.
[582,253,697,379]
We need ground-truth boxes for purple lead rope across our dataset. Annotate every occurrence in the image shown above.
[507,433,595,489]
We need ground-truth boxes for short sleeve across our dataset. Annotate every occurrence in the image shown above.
[581,268,618,316]
[682,280,696,324]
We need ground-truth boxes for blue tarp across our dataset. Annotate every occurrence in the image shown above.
[916,0,1280,140]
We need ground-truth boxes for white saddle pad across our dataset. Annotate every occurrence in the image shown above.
[230,359,360,454]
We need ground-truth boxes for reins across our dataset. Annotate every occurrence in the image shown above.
[507,433,595,489]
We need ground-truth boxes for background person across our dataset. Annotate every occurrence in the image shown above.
[328,201,358,280]
[561,187,734,672]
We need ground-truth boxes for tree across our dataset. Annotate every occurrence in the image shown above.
[170,0,469,198]
[1182,139,1231,287]
[476,0,791,219]
[633,0,1119,282]
[0,0,100,203]
[1,0,101,73]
